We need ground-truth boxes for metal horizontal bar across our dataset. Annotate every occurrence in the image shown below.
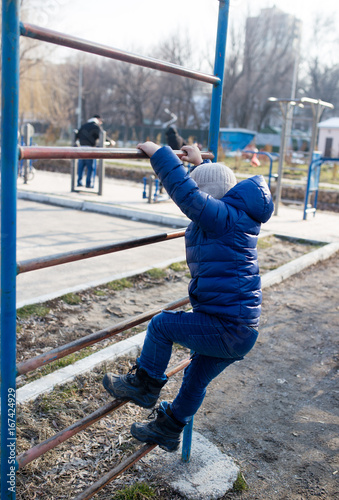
[16,399,125,469]
[16,295,190,375]
[16,357,190,469]
[17,229,186,274]
[20,22,220,85]
[74,444,157,500]
[19,145,214,161]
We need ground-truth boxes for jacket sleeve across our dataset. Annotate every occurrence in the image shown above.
[151,146,231,234]
[91,124,100,143]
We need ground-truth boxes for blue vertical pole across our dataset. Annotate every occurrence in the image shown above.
[181,413,193,462]
[208,0,230,162]
[181,353,193,463]
[182,0,230,464]
[1,0,20,498]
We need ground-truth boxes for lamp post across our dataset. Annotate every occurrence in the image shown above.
[268,97,333,216]
[76,61,83,129]
[300,98,334,164]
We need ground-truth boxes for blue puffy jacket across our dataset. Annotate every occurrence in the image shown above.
[151,146,274,327]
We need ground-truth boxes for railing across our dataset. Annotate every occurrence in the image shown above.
[19,146,214,161]
[1,1,231,498]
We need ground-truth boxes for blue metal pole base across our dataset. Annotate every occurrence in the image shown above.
[181,418,194,462]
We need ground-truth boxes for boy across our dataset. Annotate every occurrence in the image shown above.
[103,142,274,452]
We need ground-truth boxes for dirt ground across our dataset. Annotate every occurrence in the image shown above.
[15,237,339,499]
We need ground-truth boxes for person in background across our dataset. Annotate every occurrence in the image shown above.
[160,124,187,193]
[76,115,103,188]
[102,142,274,452]
[165,125,186,150]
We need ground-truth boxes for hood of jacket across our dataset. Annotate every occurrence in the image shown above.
[223,175,274,223]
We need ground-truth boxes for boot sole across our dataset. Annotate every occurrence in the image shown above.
[102,375,156,409]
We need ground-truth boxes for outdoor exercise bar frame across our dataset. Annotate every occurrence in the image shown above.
[1,1,230,498]
[303,157,339,220]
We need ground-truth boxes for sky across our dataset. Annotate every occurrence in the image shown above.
[23,0,338,62]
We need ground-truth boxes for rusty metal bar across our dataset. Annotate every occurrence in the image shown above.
[16,399,126,469]
[16,357,190,469]
[20,22,220,85]
[16,296,190,375]
[17,229,186,275]
[18,145,214,161]
[74,444,157,500]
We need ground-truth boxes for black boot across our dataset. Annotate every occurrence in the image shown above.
[102,364,167,409]
[131,401,185,452]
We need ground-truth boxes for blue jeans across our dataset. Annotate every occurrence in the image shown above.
[138,310,258,424]
[78,159,95,187]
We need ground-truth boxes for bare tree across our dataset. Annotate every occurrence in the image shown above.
[18,5,339,146]
[232,8,299,130]
[219,22,246,127]
[153,34,205,128]
[300,14,339,114]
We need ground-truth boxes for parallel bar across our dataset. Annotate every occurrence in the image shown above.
[20,22,220,85]
[19,146,214,161]
[17,229,186,274]
[1,1,20,498]
[16,296,190,375]
[208,0,230,161]
[17,357,191,468]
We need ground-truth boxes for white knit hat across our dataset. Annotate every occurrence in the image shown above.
[190,162,237,199]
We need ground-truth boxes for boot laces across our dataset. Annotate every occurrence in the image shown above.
[128,364,138,374]
[126,364,138,382]
[147,407,159,420]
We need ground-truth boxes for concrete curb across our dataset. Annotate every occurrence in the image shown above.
[83,200,190,227]
[261,241,339,289]
[17,240,339,405]
[17,331,146,404]
[17,191,83,210]
[18,190,189,228]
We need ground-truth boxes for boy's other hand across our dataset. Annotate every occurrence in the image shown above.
[137,142,161,158]
[181,145,203,166]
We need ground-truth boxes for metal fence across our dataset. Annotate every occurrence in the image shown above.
[1,1,230,498]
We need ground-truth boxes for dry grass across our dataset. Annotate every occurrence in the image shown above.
[14,235,322,498]
[17,352,188,499]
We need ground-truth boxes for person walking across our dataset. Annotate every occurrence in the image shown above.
[76,115,103,188]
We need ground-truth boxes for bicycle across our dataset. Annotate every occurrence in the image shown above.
[18,136,36,182]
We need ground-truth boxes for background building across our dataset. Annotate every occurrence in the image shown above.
[318,117,339,157]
